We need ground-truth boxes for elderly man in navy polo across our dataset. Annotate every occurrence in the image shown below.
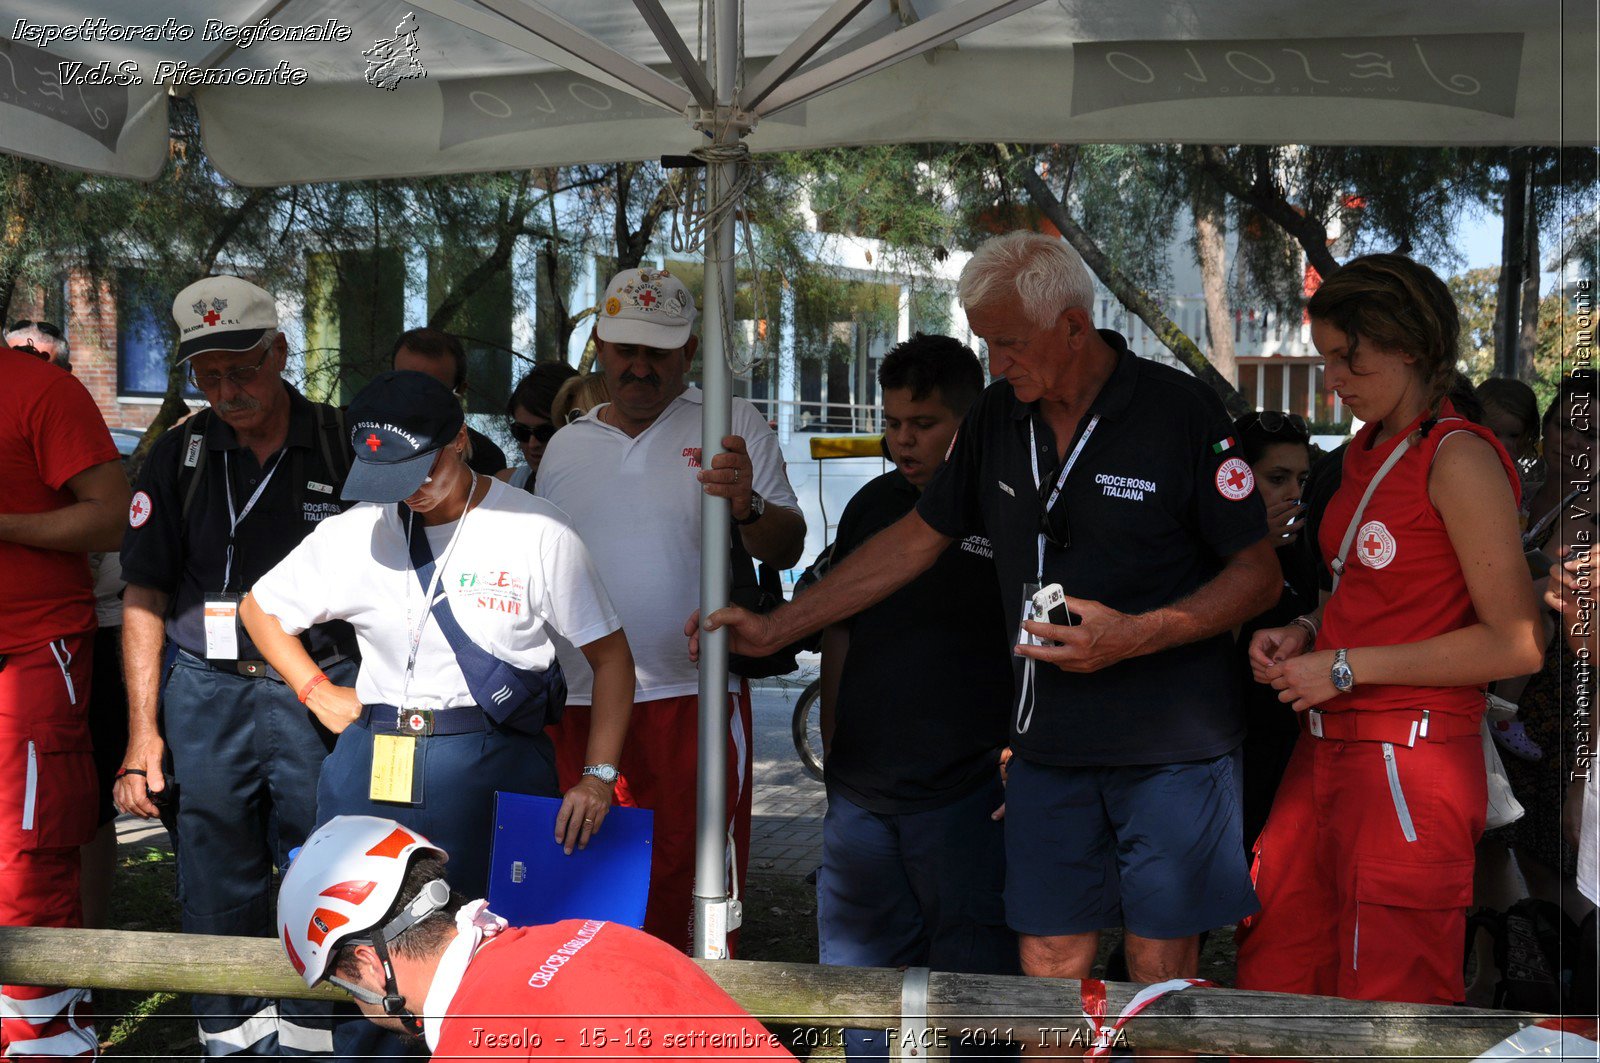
[694,231,1279,989]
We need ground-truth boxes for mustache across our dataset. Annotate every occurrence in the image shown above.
[618,371,661,388]
[217,395,262,415]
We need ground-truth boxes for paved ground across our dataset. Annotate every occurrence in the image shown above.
[114,666,830,880]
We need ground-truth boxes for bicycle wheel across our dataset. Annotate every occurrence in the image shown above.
[791,679,825,782]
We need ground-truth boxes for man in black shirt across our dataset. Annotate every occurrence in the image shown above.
[392,327,508,476]
[819,335,1017,1061]
[116,275,357,1055]
[692,232,1278,989]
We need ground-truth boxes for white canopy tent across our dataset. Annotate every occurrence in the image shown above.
[3,0,1593,959]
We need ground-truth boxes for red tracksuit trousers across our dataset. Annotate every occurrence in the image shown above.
[1235,723,1485,1005]
[548,688,754,956]
[0,636,98,1057]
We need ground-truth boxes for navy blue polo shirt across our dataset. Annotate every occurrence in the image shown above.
[121,385,356,662]
[827,469,1013,815]
[916,331,1268,767]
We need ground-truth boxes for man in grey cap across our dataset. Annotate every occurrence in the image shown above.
[116,275,358,1056]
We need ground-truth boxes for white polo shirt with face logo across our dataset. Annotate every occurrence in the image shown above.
[250,477,619,709]
[536,387,800,705]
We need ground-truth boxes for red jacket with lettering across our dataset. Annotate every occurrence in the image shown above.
[1316,402,1519,718]
[432,919,794,1060]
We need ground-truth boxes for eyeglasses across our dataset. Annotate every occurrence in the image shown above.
[1243,411,1310,439]
[187,346,272,391]
[510,422,557,445]
[6,320,63,339]
[1036,475,1071,550]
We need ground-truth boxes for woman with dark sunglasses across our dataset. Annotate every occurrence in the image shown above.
[497,362,578,492]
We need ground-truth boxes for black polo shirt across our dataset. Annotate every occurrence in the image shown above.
[916,331,1268,767]
[121,384,356,662]
[826,470,1013,815]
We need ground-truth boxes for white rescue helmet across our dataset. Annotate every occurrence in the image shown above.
[277,815,446,988]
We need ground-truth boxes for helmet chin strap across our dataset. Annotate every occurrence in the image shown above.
[331,879,454,1039]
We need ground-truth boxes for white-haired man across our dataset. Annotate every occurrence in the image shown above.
[4,318,70,369]
[694,231,1279,989]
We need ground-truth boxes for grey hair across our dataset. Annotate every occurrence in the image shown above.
[957,231,1095,329]
[5,325,69,368]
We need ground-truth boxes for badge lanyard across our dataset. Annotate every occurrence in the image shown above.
[221,450,285,592]
[400,475,476,707]
[1017,413,1098,735]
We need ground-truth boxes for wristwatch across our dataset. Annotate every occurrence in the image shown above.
[581,763,619,785]
[1330,649,1355,693]
[733,490,766,527]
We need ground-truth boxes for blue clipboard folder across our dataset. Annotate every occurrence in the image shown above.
[487,792,653,928]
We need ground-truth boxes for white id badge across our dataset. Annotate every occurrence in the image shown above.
[1017,582,1044,649]
[203,593,241,660]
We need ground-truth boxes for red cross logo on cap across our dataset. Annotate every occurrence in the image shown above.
[638,288,656,308]
[365,433,382,452]
[202,309,221,326]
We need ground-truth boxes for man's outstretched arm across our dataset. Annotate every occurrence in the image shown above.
[688,509,951,660]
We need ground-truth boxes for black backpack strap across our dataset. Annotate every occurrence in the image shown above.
[317,403,351,482]
[178,409,212,523]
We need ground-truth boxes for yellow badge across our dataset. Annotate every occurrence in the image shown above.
[369,734,417,804]
[605,297,621,316]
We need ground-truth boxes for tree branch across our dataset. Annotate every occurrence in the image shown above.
[1001,145,1250,416]
[1197,145,1341,281]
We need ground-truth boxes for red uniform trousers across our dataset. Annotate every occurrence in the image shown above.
[0,636,97,1057]
[1235,711,1484,1006]
[547,687,753,954]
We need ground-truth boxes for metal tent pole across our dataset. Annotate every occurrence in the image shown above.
[692,0,743,961]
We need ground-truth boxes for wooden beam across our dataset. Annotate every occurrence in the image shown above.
[0,927,1551,1060]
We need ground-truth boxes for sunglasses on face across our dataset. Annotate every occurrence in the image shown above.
[6,320,63,339]
[510,422,558,445]
[187,345,272,391]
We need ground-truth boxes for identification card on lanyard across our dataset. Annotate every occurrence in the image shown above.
[203,593,241,660]
[370,733,422,804]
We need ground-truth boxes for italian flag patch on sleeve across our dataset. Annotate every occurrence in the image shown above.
[1211,436,1237,454]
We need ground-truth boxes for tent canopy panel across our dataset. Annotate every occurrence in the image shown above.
[1,0,1593,184]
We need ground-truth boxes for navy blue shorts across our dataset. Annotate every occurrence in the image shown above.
[1003,751,1258,940]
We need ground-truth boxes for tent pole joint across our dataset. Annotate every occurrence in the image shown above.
[691,105,758,137]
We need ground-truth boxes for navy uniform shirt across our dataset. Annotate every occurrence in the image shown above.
[827,469,1013,814]
[916,331,1268,767]
[121,384,356,662]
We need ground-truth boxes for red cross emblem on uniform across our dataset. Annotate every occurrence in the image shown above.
[130,495,149,523]
[1363,533,1384,557]
[1226,466,1247,491]
[365,433,382,452]
[638,288,656,308]
[202,309,221,326]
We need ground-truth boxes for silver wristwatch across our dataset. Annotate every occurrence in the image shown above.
[581,763,619,785]
[1330,649,1355,693]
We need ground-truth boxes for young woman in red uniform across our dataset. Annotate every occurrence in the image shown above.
[1234,254,1545,1006]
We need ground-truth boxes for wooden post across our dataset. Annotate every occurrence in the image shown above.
[0,927,1554,1061]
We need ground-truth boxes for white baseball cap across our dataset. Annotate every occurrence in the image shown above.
[172,275,278,363]
[595,267,697,349]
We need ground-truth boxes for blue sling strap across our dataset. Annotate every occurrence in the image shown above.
[403,506,566,730]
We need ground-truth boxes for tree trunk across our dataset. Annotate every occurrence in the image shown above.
[429,175,537,331]
[0,163,41,324]
[1194,146,1341,282]
[1516,181,1540,380]
[1004,147,1250,416]
[1494,150,1528,377]
[1192,180,1237,389]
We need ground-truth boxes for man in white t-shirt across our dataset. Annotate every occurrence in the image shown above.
[537,267,804,952]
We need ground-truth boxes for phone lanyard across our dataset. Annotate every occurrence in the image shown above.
[221,450,284,592]
[401,475,475,706]
[1016,414,1098,736]
[1027,414,1099,580]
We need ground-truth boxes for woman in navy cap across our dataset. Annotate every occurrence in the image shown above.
[242,369,634,897]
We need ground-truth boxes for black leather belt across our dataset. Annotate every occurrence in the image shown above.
[362,703,487,736]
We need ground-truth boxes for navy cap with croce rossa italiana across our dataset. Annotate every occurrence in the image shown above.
[342,370,466,503]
